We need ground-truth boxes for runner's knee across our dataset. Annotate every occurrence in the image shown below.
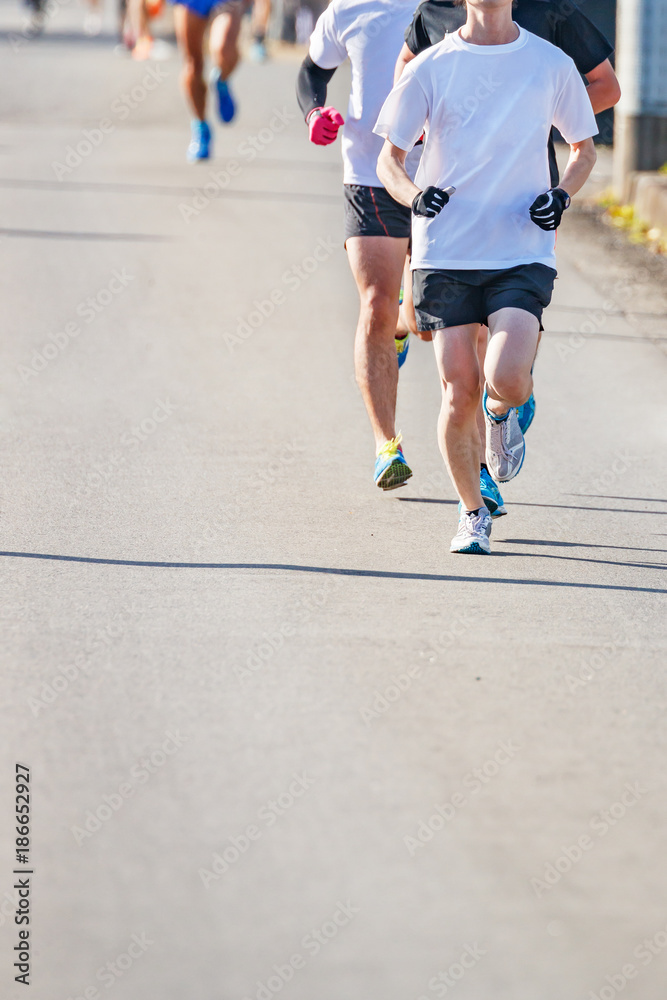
[359,288,398,329]
[215,35,239,66]
[443,376,480,417]
[183,53,204,78]
[487,370,531,408]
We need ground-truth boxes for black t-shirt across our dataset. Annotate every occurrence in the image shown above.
[404,0,613,185]
[405,0,613,72]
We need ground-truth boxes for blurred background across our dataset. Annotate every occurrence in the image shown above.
[2,3,667,1000]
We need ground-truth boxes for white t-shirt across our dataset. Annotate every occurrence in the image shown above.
[309,0,419,187]
[374,26,598,269]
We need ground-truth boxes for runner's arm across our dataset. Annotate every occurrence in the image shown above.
[584,59,621,115]
[559,137,597,198]
[376,140,421,207]
[555,7,620,114]
[394,42,417,85]
[296,55,338,120]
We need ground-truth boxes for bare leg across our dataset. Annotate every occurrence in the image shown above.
[84,0,103,34]
[432,324,485,512]
[209,3,245,80]
[174,4,208,121]
[129,0,151,56]
[484,308,540,416]
[475,324,489,463]
[396,254,434,343]
[251,0,271,40]
[346,236,409,451]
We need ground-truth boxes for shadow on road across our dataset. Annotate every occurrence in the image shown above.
[0,30,118,45]
[1,551,665,594]
[400,497,666,515]
[0,227,172,241]
[567,494,667,504]
[500,537,667,554]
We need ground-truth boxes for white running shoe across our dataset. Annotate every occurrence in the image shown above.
[485,404,525,482]
[83,11,103,35]
[450,507,492,555]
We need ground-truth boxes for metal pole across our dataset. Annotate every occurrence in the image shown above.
[614,0,667,195]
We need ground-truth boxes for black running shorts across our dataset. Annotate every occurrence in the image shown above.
[344,184,412,242]
[412,263,557,332]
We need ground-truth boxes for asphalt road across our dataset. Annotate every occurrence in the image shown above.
[2,6,667,1000]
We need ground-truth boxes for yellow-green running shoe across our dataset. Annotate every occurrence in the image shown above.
[395,333,409,368]
[374,434,412,491]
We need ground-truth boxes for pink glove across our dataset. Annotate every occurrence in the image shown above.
[307,106,344,146]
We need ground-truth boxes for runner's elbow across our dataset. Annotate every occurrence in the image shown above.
[594,75,621,112]
[585,142,598,168]
[606,77,622,108]
[394,44,414,84]
[376,144,391,188]
[576,138,597,168]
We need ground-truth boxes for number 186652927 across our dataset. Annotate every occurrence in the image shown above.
[15,764,30,864]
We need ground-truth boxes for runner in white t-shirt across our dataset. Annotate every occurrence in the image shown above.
[296,0,422,492]
[374,0,597,554]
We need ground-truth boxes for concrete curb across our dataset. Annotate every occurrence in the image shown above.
[623,171,667,233]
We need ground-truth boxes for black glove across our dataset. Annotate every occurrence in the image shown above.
[412,185,454,218]
[529,187,570,230]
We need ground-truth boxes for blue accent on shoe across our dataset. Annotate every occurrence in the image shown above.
[374,436,412,491]
[211,69,235,123]
[454,540,489,555]
[480,467,507,518]
[396,334,409,369]
[516,394,536,434]
[186,119,211,162]
[458,470,507,519]
[250,39,268,62]
[483,387,508,423]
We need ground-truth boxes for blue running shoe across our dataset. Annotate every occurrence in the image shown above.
[374,434,412,491]
[458,469,507,519]
[186,119,211,163]
[516,394,536,434]
[396,333,409,369]
[250,39,268,62]
[480,467,507,518]
[211,69,236,123]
